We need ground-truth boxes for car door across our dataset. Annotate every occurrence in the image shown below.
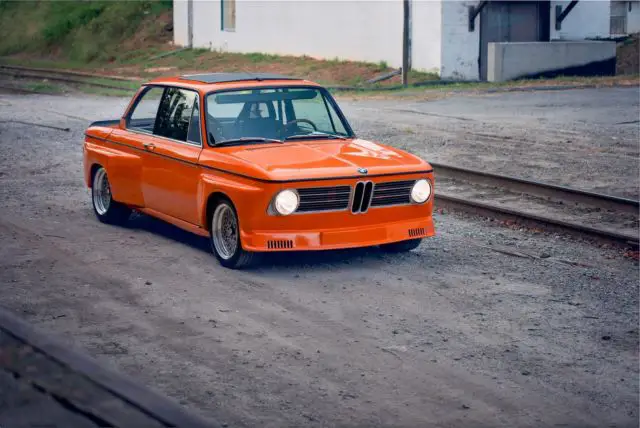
[142,86,203,225]
[109,85,165,208]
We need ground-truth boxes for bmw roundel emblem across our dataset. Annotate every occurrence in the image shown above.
[357,168,368,174]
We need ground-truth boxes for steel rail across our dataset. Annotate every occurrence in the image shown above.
[435,193,638,247]
[0,69,134,91]
[0,64,140,82]
[431,162,639,214]
[0,84,48,94]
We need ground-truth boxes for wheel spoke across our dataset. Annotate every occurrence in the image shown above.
[212,204,238,260]
[92,168,112,215]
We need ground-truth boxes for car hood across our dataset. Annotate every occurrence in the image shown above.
[212,138,431,181]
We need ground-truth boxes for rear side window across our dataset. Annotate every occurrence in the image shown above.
[127,87,164,133]
[154,87,198,142]
[186,98,201,145]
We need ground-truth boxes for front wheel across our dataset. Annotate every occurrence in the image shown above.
[210,199,260,269]
[91,166,131,225]
[379,238,422,253]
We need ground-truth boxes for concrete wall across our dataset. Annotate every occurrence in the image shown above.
[440,0,479,80]
[173,0,189,47]
[410,0,442,73]
[628,1,640,33]
[177,0,443,75]
[487,41,617,82]
[550,0,611,40]
[184,0,445,71]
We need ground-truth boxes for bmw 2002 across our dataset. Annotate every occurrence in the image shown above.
[83,73,435,268]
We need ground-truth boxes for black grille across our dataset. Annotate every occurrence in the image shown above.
[296,186,351,212]
[371,180,414,207]
[408,227,425,237]
[351,181,373,213]
[267,239,294,249]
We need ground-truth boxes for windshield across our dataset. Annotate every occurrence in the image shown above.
[205,87,353,145]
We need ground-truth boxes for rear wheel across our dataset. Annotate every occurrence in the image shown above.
[91,166,131,225]
[379,238,422,253]
[210,199,260,269]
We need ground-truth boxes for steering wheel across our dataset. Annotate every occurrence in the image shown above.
[282,119,318,135]
[207,114,225,142]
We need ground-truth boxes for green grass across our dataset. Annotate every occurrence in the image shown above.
[0,0,171,62]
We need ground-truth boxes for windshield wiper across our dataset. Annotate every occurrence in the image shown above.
[215,137,283,147]
[284,133,348,141]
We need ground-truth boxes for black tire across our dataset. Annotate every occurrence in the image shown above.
[209,198,260,269]
[91,166,131,225]
[379,238,422,253]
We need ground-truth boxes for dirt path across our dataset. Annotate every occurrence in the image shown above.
[0,93,637,427]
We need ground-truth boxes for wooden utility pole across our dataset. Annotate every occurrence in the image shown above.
[187,0,194,48]
[402,0,410,87]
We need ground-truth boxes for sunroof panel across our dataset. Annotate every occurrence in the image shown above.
[179,72,300,84]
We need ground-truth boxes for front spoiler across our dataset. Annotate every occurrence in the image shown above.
[241,216,435,252]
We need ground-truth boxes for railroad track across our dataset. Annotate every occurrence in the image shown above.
[433,162,639,248]
[0,64,137,91]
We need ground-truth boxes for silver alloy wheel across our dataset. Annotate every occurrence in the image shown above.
[93,168,111,215]
[212,203,238,260]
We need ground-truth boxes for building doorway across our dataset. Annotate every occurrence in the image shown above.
[479,1,551,80]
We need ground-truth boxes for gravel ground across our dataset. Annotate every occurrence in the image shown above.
[0,92,638,428]
[340,87,640,199]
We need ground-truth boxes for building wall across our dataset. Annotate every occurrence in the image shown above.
[628,1,640,33]
[440,0,479,80]
[550,0,611,40]
[173,0,189,47]
[189,1,404,68]
[410,0,442,73]
[179,0,443,75]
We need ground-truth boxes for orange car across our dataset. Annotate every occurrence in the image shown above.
[83,73,435,268]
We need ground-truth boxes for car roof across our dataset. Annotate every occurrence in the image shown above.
[179,72,300,84]
[145,73,319,92]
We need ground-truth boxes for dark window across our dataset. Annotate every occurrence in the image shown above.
[187,98,202,145]
[127,86,164,133]
[221,0,236,31]
[154,88,198,142]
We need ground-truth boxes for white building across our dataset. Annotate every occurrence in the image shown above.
[173,0,640,81]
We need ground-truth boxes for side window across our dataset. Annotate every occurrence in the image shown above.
[186,98,201,145]
[127,87,164,133]
[154,88,198,142]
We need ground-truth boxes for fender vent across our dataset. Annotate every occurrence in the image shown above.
[408,227,425,238]
[267,240,294,249]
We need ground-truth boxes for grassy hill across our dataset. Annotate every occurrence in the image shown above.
[0,0,172,63]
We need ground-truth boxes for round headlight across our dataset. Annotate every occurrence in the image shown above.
[410,179,431,203]
[274,189,299,215]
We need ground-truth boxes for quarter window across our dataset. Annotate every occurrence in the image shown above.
[154,88,198,142]
[187,98,202,145]
[127,87,164,133]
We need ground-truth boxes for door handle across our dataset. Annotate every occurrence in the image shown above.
[143,142,156,151]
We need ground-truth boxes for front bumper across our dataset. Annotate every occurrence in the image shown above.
[241,216,435,252]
